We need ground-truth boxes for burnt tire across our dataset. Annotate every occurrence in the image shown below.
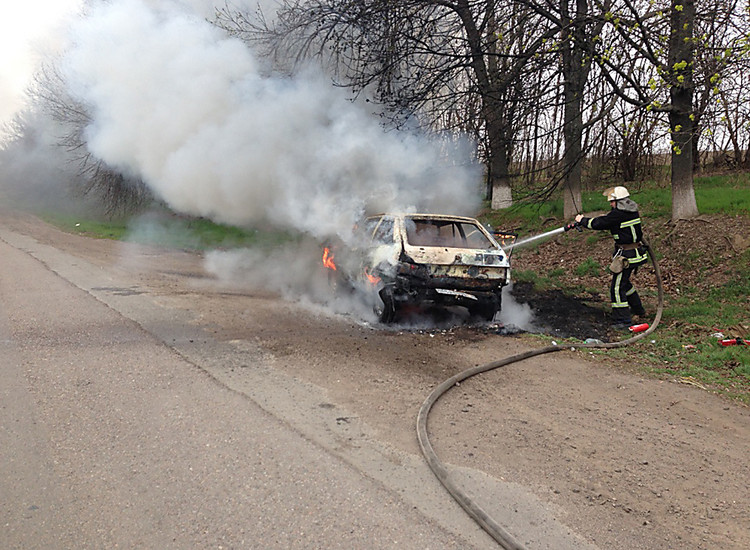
[468,294,500,322]
[374,286,398,324]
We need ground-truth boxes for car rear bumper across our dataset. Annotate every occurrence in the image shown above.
[390,272,505,306]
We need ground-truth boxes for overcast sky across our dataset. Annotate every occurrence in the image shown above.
[0,0,82,126]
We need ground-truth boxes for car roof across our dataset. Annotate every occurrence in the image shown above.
[366,213,482,223]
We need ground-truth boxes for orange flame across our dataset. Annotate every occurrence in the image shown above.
[364,267,381,285]
[322,247,337,271]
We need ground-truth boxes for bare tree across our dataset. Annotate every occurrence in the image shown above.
[219,0,749,219]
[592,0,749,219]
[557,0,613,217]
[712,65,750,169]
[666,0,699,219]
[689,0,750,171]
[217,0,558,209]
[29,65,152,217]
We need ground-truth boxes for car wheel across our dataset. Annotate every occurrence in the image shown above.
[374,286,398,323]
[469,295,500,322]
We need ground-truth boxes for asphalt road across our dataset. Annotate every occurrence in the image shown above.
[0,223,591,549]
[0,226,499,549]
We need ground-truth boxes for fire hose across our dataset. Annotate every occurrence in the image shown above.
[416,228,665,549]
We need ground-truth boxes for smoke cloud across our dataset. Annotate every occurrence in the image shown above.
[5,0,515,326]
[61,0,482,245]
[0,109,93,215]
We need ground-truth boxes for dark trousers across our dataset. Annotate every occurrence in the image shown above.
[610,263,645,323]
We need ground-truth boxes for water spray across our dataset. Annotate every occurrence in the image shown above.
[507,222,581,251]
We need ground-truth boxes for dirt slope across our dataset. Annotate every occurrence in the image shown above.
[508,213,750,338]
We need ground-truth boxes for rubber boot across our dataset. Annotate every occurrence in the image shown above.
[611,306,632,329]
[628,292,646,317]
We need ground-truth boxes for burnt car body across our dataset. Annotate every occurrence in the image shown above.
[354,213,512,323]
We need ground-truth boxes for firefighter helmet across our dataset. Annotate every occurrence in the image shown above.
[603,186,630,201]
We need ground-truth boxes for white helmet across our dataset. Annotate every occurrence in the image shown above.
[603,186,630,201]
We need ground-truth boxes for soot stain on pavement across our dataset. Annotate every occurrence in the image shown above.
[381,281,613,342]
[509,281,613,341]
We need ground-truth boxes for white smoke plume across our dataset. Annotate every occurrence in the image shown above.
[61,0,482,246]
[497,284,535,331]
[5,0,506,326]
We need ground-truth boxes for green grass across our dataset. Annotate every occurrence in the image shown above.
[47,216,130,240]
[512,269,541,286]
[644,333,749,400]
[574,256,601,277]
[695,173,750,213]
[599,256,748,402]
[653,251,750,401]
[513,266,596,296]
[484,172,750,230]
[483,201,562,234]
[43,211,297,250]
[633,178,750,217]
[585,234,603,245]
[588,279,750,403]
[513,268,566,293]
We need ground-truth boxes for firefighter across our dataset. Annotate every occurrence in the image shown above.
[569,186,648,328]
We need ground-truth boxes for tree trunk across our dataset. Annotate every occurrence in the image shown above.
[668,0,699,220]
[719,88,744,168]
[456,0,514,210]
[484,0,513,209]
[669,106,698,219]
[560,0,588,218]
[562,106,583,217]
[489,123,513,209]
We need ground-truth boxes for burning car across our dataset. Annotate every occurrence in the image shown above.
[324,213,511,323]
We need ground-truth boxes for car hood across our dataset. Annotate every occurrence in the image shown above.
[404,244,510,268]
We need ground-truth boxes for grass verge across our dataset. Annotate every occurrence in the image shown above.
[483,173,750,404]
[42,211,296,250]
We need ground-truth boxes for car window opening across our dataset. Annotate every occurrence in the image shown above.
[406,220,493,249]
[373,218,394,244]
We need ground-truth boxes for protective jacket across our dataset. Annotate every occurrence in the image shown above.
[579,199,648,265]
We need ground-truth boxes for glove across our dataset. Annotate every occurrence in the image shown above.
[564,223,577,232]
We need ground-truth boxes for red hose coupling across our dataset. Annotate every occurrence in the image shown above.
[720,338,750,346]
[628,323,650,333]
